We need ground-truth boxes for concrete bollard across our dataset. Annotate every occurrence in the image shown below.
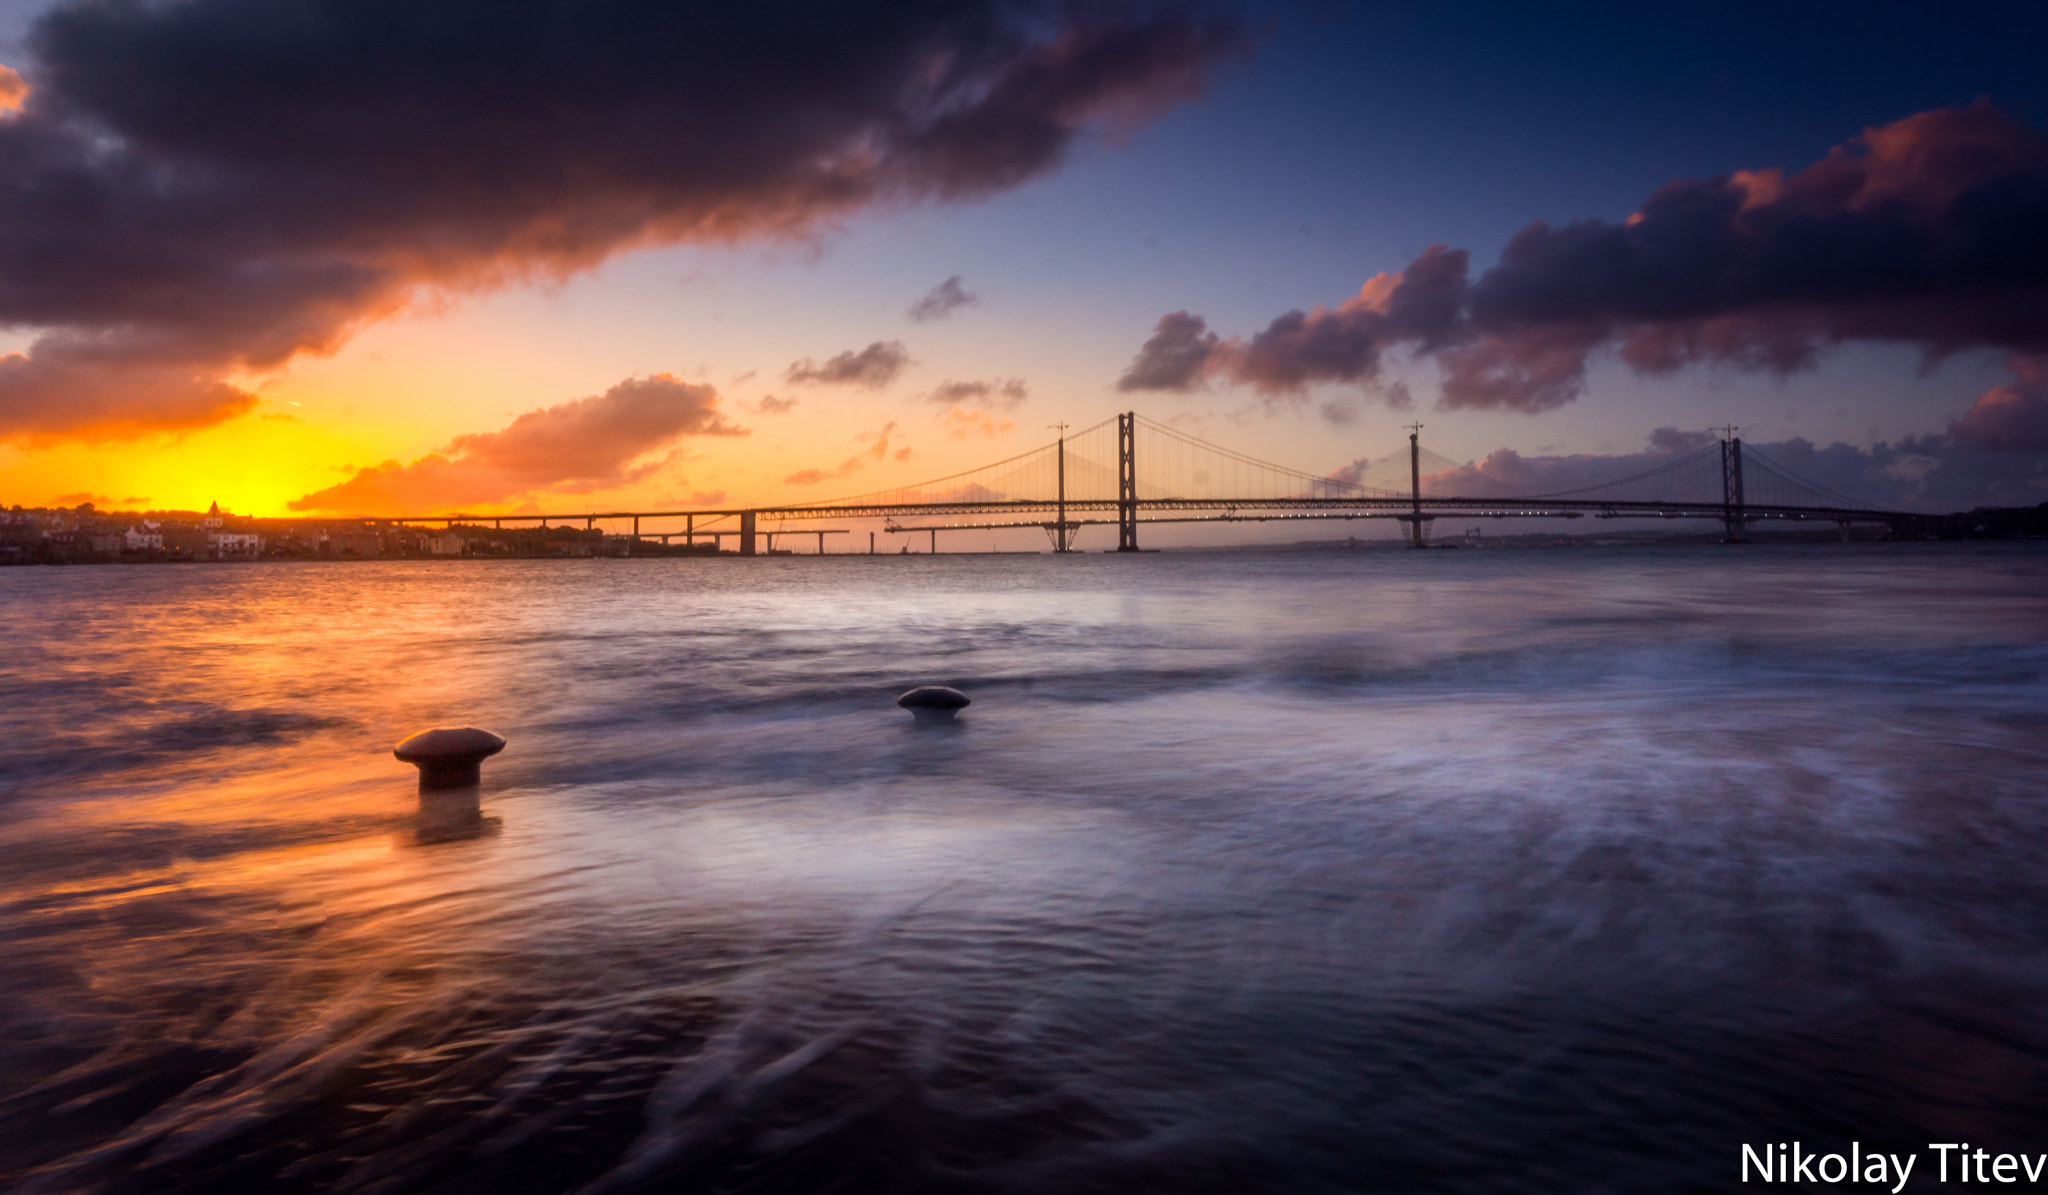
[897,686,971,722]
[394,727,506,792]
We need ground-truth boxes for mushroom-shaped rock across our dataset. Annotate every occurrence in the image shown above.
[394,727,506,792]
[897,686,971,722]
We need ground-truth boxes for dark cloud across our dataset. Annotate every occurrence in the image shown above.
[1647,426,1717,453]
[753,394,798,414]
[908,275,979,322]
[926,377,1026,408]
[783,422,902,485]
[0,0,1246,442]
[1116,311,1219,391]
[1950,355,2048,452]
[1117,249,1467,398]
[1232,246,1468,392]
[786,340,912,389]
[1122,103,2048,422]
[1434,322,1603,414]
[288,373,743,512]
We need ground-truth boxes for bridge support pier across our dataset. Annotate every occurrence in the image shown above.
[1117,412,1140,551]
[740,511,756,556]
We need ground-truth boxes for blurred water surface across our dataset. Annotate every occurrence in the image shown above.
[3,545,2047,1193]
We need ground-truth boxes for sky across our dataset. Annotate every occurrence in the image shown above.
[0,0,2045,530]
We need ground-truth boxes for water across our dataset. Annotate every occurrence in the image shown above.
[3,545,2046,1193]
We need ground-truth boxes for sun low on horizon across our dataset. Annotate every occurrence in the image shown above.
[9,6,2048,1194]
[1,0,2045,521]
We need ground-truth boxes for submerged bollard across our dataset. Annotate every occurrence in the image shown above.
[897,686,970,722]
[394,727,506,792]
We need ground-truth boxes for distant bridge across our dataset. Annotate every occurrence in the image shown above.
[394,413,1928,553]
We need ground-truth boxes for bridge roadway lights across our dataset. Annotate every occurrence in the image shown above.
[394,727,506,793]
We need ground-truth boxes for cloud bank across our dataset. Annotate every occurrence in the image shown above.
[288,373,742,512]
[0,0,1246,442]
[1121,103,2048,423]
[1326,424,2047,514]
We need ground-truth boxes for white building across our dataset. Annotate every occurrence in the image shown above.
[208,531,262,559]
[124,525,164,551]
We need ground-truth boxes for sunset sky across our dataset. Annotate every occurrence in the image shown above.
[1,0,2045,519]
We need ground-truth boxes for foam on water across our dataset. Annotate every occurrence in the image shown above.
[2,545,2046,1192]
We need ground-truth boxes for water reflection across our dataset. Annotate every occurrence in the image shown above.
[1,547,2046,1193]
[412,787,502,844]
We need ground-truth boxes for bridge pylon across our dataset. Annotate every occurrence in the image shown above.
[1049,421,1074,553]
[1406,424,1427,548]
[1717,429,1748,544]
[1117,412,1139,552]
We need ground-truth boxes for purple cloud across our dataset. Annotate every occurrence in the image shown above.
[1121,103,2048,420]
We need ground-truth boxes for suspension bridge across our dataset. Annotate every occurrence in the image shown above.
[402,413,1927,552]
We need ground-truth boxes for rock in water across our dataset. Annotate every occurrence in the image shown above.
[394,727,507,791]
[897,686,970,722]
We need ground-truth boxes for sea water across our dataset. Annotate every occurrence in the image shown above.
[3,544,2046,1192]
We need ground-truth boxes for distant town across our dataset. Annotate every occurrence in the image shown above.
[0,501,715,565]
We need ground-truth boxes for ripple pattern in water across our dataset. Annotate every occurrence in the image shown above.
[2,545,2047,1193]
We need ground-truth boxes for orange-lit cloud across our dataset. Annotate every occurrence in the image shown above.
[0,66,27,114]
[0,350,258,445]
[0,1,1246,443]
[783,422,902,485]
[941,408,1016,439]
[287,374,742,513]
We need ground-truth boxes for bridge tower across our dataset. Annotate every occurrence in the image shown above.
[1117,412,1139,551]
[1406,423,1426,548]
[1049,421,1074,552]
[1717,427,1748,544]
[740,510,757,556]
